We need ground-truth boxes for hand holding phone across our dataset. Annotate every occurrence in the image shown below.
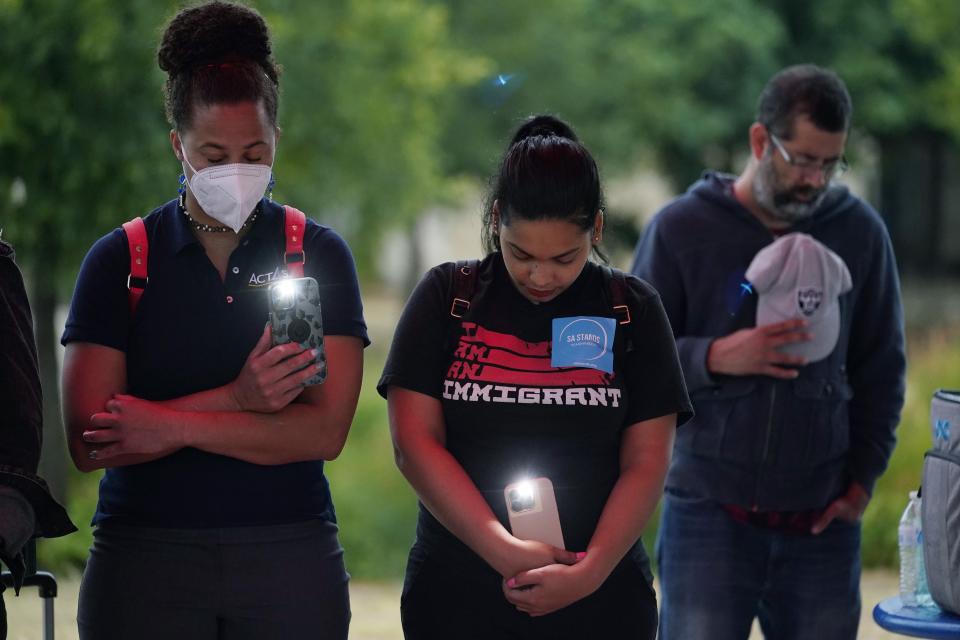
[504,477,565,550]
[268,277,327,386]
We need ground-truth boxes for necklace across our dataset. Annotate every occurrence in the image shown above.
[178,193,260,233]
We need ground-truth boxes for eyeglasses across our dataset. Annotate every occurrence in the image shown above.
[768,133,849,181]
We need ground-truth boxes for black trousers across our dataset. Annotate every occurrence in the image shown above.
[400,546,658,640]
[78,519,350,640]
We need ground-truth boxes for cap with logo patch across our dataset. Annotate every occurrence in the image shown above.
[746,232,852,363]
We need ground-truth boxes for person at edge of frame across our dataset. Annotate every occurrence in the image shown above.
[59,3,367,639]
[631,64,906,640]
[0,234,76,640]
[379,113,694,640]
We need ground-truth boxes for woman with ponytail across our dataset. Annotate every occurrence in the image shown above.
[379,114,692,639]
[60,3,367,638]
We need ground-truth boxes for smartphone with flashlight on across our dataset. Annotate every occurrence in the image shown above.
[268,276,327,386]
[504,477,565,549]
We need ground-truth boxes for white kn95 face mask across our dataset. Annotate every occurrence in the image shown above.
[181,147,273,233]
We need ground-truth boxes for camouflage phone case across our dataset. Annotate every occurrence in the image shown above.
[268,277,327,385]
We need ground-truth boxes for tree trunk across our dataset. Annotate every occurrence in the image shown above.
[403,217,425,297]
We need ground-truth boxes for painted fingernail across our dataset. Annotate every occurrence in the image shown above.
[575,551,587,560]
[312,348,320,357]
[507,578,517,588]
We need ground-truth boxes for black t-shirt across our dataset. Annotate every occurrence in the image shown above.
[62,199,369,528]
[378,253,692,575]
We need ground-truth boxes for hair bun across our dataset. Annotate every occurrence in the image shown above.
[510,114,579,145]
[158,1,273,76]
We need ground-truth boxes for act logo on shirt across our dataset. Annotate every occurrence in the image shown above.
[247,266,289,287]
[551,316,615,374]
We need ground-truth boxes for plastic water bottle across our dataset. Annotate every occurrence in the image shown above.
[914,494,936,608]
[917,534,935,608]
[899,490,922,606]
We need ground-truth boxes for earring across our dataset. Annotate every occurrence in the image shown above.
[178,173,186,195]
[267,173,275,201]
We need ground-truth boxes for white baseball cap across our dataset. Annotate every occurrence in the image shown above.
[746,233,852,363]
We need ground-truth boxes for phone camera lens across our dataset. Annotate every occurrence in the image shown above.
[509,488,535,513]
[272,281,298,310]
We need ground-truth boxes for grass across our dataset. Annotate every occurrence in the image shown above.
[38,309,960,579]
[325,347,419,578]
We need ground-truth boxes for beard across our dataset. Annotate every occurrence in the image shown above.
[752,155,827,223]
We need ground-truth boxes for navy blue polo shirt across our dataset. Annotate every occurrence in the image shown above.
[62,198,369,528]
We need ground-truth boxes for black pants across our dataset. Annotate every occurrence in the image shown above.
[78,519,350,640]
[400,546,658,640]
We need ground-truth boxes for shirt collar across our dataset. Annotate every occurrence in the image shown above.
[244,199,284,245]
[166,197,283,255]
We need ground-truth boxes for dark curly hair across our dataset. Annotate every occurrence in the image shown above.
[158,1,281,131]
[482,114,605,258]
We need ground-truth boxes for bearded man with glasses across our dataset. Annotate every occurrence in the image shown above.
[631,65,906,639]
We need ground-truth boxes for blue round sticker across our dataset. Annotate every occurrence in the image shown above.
[552,316,616,372]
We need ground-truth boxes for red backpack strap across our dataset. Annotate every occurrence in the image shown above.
[283,205,306,278]
[121,217,148,314]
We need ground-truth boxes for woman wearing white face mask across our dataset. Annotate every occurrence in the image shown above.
[59,3,368,639]
[179,144,275,234]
